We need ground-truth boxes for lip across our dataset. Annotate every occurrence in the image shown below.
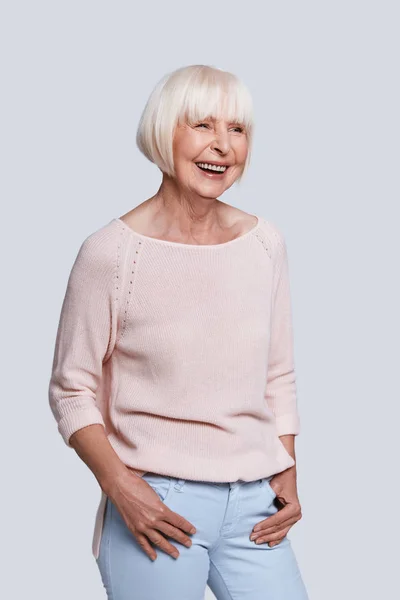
[195,162,231,180]
[195,161,230,167]
[195,163,229,179]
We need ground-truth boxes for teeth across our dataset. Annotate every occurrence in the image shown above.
[196,162,227,173]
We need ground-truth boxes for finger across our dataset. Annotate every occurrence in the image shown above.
[254,522,294,543]
[252,503,300,533]
[268,535,286,547]
[252,505,292,533]
[255,526,291,546]
[164,506,197,535]
[253,512,298,537]
[156,520,194,548]
[135,532,158,561]
[260,503,301,533]
[269,540,283,547]
[146,527,181,559]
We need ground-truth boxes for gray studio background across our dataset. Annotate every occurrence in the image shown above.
[1,1,399,599]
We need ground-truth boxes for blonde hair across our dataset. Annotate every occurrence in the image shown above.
[136,64,254,182]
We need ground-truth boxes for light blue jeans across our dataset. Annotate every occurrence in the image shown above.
[96,472,309,599]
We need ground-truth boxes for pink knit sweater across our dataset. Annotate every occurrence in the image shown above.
[48,215,301,558]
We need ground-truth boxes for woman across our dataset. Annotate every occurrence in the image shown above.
[48,64,309,599]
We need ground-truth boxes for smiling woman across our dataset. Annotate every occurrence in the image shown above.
[48,63,309,600]
[136,64,254,183]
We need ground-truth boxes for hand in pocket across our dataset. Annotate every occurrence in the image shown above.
[107,469,197,561]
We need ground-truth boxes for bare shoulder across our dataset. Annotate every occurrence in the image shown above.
[217,203,259,235]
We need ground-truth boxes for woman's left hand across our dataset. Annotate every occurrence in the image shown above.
[250,468,303,547]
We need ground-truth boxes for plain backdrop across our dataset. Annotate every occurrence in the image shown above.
[1,1,399,599]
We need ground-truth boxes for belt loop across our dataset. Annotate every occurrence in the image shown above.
[174,478,186,492]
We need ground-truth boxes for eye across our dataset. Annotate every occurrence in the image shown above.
[230,125,244,133]
[195,122,210,129]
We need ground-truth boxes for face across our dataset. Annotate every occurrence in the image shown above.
[171,115,249,197]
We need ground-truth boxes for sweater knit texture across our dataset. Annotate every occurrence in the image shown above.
[48,215,301,558]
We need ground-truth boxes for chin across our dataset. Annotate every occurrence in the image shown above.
[196,181,231,195]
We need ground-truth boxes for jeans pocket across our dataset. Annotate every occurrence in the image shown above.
[141,473,174,503]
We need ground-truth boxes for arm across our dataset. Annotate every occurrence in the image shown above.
[68,424,135,494]
[251,236,302,544]
[265,234,301,440]
[48,229,129,489]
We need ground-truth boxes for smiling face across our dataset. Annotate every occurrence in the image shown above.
[171,116,249,197]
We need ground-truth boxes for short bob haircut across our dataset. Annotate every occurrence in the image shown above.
[136,64,254,183]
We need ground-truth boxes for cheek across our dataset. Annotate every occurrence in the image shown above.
[172,146,193,178]
[174,129,203,159]
[173,154,199,186]
[235,141,249,165]
[173,152,195,178]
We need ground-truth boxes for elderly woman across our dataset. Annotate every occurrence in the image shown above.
[48,64,309,600]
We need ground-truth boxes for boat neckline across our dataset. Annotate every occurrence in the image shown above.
[112,215,261,248]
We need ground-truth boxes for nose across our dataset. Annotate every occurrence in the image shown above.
[210,128,231,155]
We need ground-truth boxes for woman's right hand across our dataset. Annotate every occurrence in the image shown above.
[106,469,197,561]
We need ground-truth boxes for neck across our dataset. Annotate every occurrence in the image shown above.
[147,174,225,235]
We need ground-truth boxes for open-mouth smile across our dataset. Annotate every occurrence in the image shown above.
[195,162,230,178]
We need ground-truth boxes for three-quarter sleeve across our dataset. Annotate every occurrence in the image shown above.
[265,234,301,436]
[48,230,119,447]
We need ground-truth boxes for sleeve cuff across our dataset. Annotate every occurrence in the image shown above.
[58,408,106,447]
[275,413,301,437]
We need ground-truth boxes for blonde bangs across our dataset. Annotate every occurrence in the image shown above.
[178,68,253,132]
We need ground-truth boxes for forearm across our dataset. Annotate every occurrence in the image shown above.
[69,424,136,495]
[279,434,297,466]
